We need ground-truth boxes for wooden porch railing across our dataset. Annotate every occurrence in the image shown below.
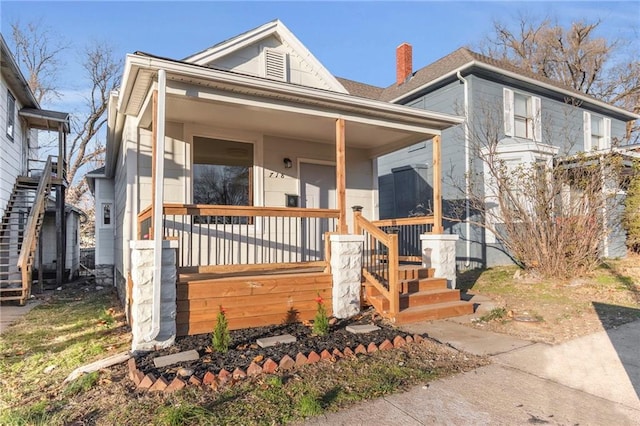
[353,210,400,317]
[17,156,54,294]
[138,204,340,273]
[354,212,435,319]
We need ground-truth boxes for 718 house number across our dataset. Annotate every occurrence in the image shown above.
[268,172,285,178]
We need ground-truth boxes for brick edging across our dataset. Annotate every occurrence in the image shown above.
[128,334,426,394]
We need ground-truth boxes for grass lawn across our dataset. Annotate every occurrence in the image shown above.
[459,255,640,343]
[0,280,488,425]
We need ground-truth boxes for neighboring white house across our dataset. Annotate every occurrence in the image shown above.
[1,33,71,302]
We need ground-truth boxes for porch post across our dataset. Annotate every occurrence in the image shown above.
[148,69,166,341]
[336,118,347,234]
[150,90,158,239]
[432,135,443,234]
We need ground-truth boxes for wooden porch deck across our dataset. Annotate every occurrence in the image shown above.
[176,267,332,336]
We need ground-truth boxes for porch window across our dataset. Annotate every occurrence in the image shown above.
[6,90,15,140]
[193,137,253,206]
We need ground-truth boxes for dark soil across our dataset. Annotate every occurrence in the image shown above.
[135,308,412,381]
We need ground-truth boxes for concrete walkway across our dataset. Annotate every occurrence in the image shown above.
[0,299,41,334]
[306,317,640,425]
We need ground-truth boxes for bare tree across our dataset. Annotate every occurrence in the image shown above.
[10,22,121,206]
[11,20,69,104]
[65,42,121,205]
[480,15,639,141]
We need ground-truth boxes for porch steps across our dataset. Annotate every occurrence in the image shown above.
[365,265,474,324]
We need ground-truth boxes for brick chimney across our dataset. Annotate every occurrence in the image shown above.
[396,42,412,85]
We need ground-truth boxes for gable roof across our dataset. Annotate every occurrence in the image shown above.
[182,19,347,94]
[341,47,638,121]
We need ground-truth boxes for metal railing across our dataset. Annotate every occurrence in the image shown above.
[371,216,434,262]
[353,210,400,317]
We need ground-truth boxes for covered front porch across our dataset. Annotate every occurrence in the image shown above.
[116,53,467,346]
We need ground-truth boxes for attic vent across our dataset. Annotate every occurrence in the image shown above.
[264,48,287,82]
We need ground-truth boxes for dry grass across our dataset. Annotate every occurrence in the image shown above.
[460,255,640,343]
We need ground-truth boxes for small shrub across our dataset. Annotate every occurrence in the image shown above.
[296,394,323,417]
[157,403,210,426]
[479,307,508,323]
[212,306,230,353]
[312,295,329,336]
[64,371,99,396]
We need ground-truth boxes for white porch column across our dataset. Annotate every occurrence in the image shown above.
[330,234,365,318]
[130,240,177,351]
[421,234,458,289]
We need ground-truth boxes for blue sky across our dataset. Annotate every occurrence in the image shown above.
[2,1,639,112]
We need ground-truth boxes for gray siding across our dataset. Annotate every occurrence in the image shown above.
[379,72,632,269]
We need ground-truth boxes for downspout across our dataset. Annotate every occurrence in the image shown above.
[147,69,166,341]
[456,71,472,268]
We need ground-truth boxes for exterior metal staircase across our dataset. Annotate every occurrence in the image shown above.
[0,157,53,304]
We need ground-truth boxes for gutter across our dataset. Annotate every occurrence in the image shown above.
[456,71,472,268]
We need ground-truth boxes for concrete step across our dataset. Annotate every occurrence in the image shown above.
[394,300,475,324]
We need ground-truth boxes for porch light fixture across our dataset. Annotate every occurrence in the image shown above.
[283,157,293,169]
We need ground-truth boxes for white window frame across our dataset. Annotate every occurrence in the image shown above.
[6,90,15,140]
[99,201,114,229]
[503,88,541,142]
[583,112,611,151]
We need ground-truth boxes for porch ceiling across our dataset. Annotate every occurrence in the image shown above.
[163,94,426,157]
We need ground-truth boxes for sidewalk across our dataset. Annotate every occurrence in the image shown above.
[306,317,640,425]
[0,299,41,334]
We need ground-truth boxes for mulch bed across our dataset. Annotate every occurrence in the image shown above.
[134,308,412,382]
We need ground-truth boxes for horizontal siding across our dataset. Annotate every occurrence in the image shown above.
[0,77,27,218]
[176,272,332,335]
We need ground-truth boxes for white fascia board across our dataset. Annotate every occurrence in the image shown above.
[391,61,640,121]
[184,21,280,64]
[123,55,464,129]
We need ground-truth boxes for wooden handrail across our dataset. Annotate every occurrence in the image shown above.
[353,210,400,318]
[137,205,153,238]
[162,203,341,219]
[17,156,53,268]
[371,215,435,227]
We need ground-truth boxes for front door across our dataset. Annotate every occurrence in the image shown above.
[299,162,336,261]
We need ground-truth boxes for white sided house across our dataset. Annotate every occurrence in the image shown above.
[1,34,71,303]
[87,20,472,351]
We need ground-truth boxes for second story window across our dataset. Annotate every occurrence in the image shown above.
[6,90,15,140]
[504,88,541,142]
[583,112,611,151]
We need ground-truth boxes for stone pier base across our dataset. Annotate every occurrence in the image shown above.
[94,264,114,287]
[330,234,365,318]
[129,240,178,352]
[421,234,459,289]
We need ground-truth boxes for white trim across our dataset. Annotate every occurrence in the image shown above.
[503,88,514,137]
[532,96,542,142]
[602,117,611,149]
[584,111,592,152]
